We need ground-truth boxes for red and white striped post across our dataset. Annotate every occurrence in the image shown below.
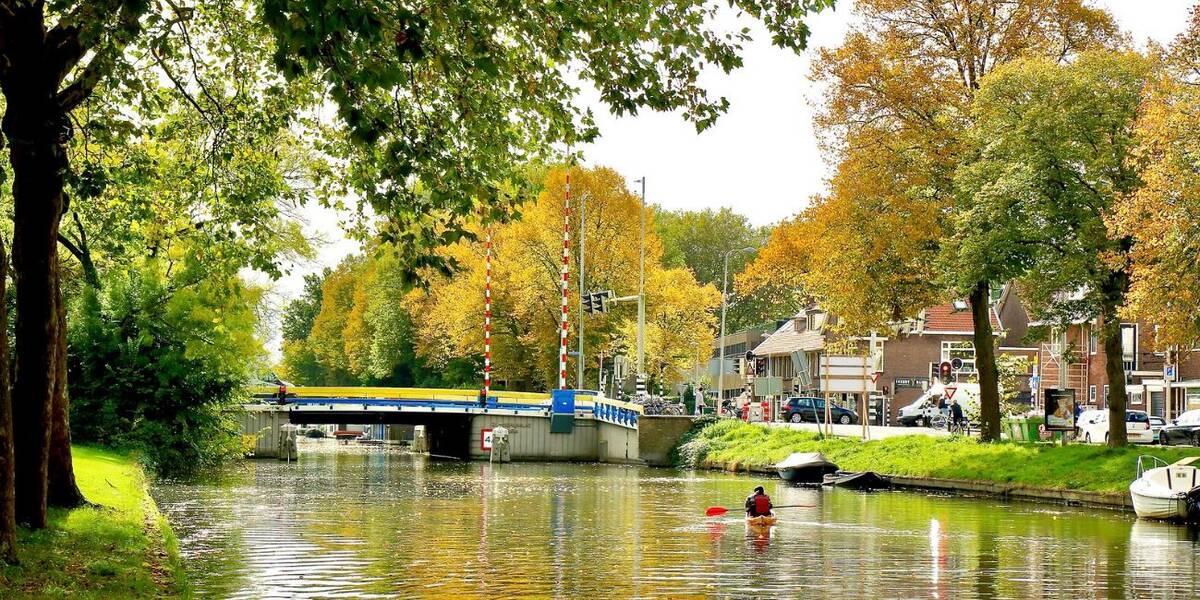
[483,228,493,400]
[558,170,571,389]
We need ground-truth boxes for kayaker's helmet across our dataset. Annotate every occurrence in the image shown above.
[753,486,764,494]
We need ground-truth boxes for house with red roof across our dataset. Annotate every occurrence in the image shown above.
[746,286,1034,425]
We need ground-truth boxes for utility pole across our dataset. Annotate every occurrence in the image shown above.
[718,247,756,405]
[577,193,586,389]
[635,177,646,396]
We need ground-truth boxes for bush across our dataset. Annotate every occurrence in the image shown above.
[305,428,326,438]
[68,261,264,477]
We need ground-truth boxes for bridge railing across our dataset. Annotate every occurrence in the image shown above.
[576,394,642,428]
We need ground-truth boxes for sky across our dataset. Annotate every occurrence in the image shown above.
[273,0,1197,336]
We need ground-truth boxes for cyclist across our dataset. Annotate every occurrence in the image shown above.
[949,398,966,433]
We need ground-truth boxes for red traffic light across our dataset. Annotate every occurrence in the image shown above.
[939,361,952,381]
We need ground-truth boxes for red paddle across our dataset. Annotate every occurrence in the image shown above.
[705,504,812,517]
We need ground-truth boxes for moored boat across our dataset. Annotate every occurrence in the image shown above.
[776,452,839,484]
[1129,456,1200,521]
[822,471,889,490]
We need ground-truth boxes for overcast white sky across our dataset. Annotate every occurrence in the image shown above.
[275,0,1196,324]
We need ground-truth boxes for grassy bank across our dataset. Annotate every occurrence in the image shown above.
[678,419,1200,494]
[0,446,186,599]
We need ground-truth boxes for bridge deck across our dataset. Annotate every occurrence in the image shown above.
[247,386,643,428]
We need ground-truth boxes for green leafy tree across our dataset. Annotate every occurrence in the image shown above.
[0,0,832,533]
[957,51,1153,446]
[655,207,788,330]
[68,259,265,477]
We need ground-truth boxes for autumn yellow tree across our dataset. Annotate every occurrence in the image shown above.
[1112,8,1200,349]
[740,0,1116,441]
[406,166,718,392]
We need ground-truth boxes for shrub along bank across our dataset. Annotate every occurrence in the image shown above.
[0,446,186,598]
[676,419,1200,494]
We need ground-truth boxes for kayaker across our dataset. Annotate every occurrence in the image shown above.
[745,486,773,517]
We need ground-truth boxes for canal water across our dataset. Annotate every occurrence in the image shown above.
[153,442,1200,599]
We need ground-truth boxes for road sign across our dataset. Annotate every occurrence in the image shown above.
[1164,364,1178,381]
[869,372,881,384]
[944,385,958,401]
[481,428,494,451]
[950,357,963,370]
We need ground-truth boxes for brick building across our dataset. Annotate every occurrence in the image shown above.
[747,287,1034,424]
[1036,319,1200,419]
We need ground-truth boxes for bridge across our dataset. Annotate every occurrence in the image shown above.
[240,386,648,462]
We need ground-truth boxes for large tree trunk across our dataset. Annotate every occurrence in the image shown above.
[0,237,18,564]
[970,281,1001,442]
[1101,303,1129,447]
[5,109,68,529]
[48,270,84,509]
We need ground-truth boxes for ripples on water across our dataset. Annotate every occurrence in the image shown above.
[151,441,1200,599]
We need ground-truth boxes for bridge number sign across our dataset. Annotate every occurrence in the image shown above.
[481,428,494,451]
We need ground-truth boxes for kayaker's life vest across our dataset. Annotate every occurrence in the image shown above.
[753,494,771,516]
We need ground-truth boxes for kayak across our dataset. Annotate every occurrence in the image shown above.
[746,515,777,527]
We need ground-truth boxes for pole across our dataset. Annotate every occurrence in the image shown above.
[861,352,868,440]
[636,177,646,388]
[558,169,571,390]
[577,193,586,389]
[483,228,493,399]
[718,250,729,405]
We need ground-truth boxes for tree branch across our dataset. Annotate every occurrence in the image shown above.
[54,2,145,112]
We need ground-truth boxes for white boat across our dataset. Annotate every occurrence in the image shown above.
[776,452,839,484]
[1129,456,1200,521]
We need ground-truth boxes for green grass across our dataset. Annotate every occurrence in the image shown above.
[678,420,1200,494]
[0,446,187,598]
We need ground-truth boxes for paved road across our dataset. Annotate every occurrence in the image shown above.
[763,421,952,439]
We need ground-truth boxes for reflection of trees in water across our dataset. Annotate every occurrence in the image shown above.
[155,454,1200,598]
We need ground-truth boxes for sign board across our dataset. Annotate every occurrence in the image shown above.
[894,377,929,389]
[817,355,874,393]
[944,386,958,401]
[481,428,494,451]
[869,372,881,384]
[1043,388,1076,431]
[753,376,783,397]
[1164,364,1178,382]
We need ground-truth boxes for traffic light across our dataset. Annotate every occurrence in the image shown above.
[583,293,596,314]
[582,290,615,314]
[732,357,743,375]
[939,361,953,383]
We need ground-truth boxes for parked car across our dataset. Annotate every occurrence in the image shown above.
[1149,415,1167,441]
[1158,409,1200,446]
[1077,409,1153,444]
[784,397,859,425]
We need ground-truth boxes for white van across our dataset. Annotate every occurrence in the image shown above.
[898,382,981,427]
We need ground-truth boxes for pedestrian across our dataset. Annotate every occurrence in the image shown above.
[745,485,773,517]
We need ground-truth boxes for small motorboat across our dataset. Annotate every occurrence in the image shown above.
[822,471,890,490]
[1129,456,1200,521]
[776,452,839,484]
[745,515,778,528]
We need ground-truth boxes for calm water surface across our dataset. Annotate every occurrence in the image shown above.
[153,442,1200,599]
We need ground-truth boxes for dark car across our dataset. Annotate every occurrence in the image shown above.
[1159,409,1200,446]
[784,397,858,425]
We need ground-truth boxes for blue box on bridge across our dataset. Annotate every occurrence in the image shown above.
[550,389,575,433]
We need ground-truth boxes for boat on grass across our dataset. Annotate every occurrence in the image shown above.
[822,471,890,490]
[1130,456,1200,521]
[776,452,839,484]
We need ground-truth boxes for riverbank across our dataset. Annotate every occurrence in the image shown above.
[0,446,186,598]
[677,420,1200,506]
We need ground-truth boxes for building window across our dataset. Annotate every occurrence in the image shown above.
[1103,385,1110,404]
[941,341,976,373]
[1121,323,1137,371]
[1089,385,1096,404]
[1089,330,1097,355]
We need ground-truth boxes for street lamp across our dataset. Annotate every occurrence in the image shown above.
[717,246,757,404]
[633,177,647,395]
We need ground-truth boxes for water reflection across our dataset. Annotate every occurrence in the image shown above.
[152,442,1200,598]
